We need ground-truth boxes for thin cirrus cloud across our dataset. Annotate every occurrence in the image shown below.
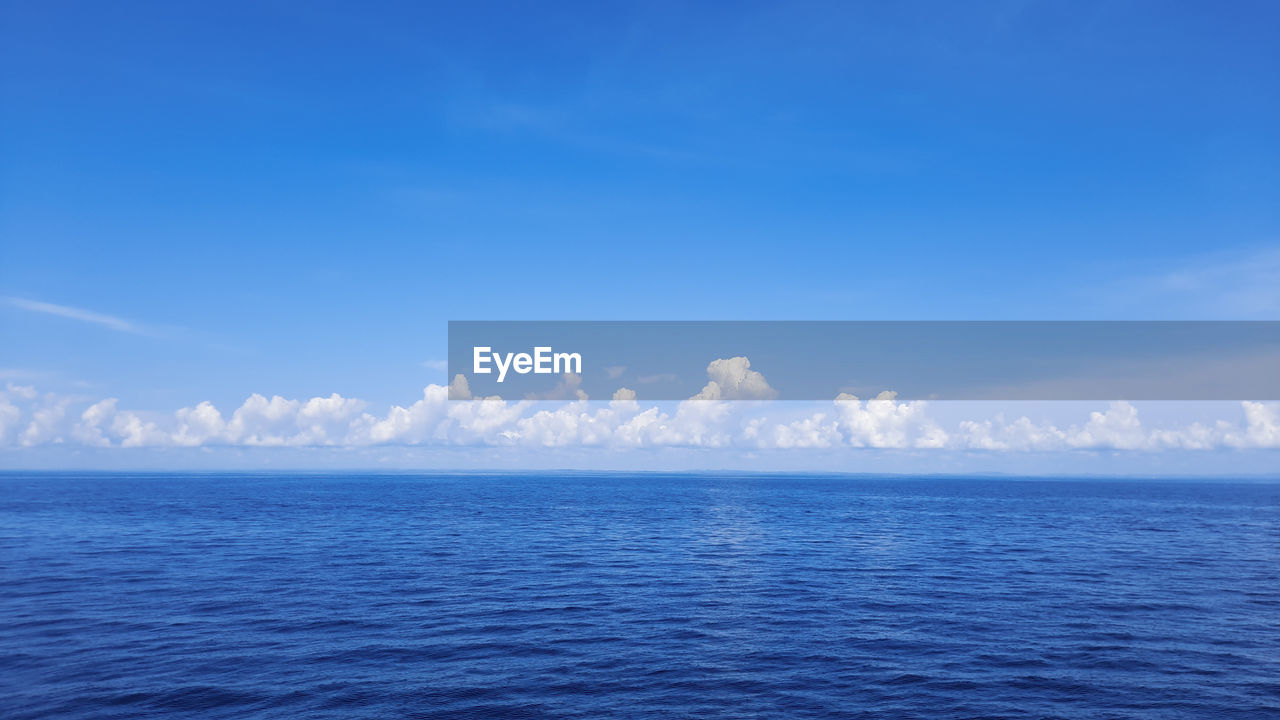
[3,297,150,335]
[1093,246,1280,318]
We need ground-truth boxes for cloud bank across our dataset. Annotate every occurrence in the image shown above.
[2,356,1277,454]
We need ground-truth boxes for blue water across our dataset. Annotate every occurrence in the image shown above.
[1,473,1277,719]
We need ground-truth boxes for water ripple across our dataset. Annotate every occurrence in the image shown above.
[1,473,1277,719]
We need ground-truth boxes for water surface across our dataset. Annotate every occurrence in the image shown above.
[1,473,1277,718]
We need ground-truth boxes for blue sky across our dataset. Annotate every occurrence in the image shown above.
[1,2,1278,470]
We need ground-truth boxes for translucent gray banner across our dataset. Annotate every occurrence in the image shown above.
[448,321,1280,401]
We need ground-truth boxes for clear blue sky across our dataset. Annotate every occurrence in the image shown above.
[2,1,1278,414]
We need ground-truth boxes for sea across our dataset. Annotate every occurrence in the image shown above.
[1,472,1277,719]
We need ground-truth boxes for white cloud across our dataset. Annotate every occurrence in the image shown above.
[512,399,618,447]
[111,410,170,448]
[73,399,119,447]
[350,385,451,445]
[750,413,842,449]
[1067,401,1148,450]
[691,357,778,401]
[296,394,368,445]
[833,392,948,448]
[173,401,227,446]
[448,374,471,401]
[19,394,71,447]
[1234,401,1280,448]
[957,414,1068,451]
[226,394,302,446]
[217,393,368,447]
[0,357,1277,455]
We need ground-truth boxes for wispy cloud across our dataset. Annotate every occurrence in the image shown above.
[1153,247,1280,317]
[3,297,150,335]
[1094,247,1280,319]
[0,368,52,380]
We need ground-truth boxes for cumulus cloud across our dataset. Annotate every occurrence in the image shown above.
[1,359,1278,454]
[447,374,471,401]
[834,391,948,448]
[957,414,1068,451]
[173,401,226,446]
[19,394,71,447]
[349,385,453,445]
[73,399,119,447]
[692,357,778,401]
[110,410,170,448]
[746,413,842,449]
[1069,401,1148,450]
[1237,401,1280,448]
